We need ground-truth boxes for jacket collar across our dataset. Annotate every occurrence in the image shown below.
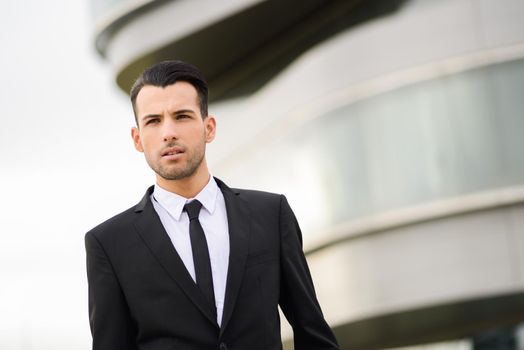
[132,178,250,333]
[132,184,219,327]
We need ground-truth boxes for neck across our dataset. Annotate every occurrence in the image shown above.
[156,162,211,199]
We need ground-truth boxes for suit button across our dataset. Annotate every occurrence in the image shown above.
[218,343,227,350]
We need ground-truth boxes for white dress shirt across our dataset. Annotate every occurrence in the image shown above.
[151,177,230,326]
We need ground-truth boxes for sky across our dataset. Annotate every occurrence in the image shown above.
[0,1,153,348]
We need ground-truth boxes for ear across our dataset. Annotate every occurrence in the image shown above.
[204,115,216,143]
[131,127,144,152]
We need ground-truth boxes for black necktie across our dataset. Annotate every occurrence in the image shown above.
[184,200,216,317]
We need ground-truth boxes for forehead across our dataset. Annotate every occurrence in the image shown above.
[135,81,199,116]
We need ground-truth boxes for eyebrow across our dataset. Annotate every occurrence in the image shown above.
[141,114,161,122]
[140,109,196,123]
[171,109,196,116]
[143,109,195,118]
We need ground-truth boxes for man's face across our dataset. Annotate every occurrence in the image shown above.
[131,82,216,182]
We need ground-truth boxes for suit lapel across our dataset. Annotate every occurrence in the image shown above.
[132,186,219,328]
[215,179,250,334]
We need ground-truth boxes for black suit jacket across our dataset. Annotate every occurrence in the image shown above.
[85,178,339,350]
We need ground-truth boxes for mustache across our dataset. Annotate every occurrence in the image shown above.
[165,141,182,148]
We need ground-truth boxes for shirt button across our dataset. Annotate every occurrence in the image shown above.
[218,343,228,350]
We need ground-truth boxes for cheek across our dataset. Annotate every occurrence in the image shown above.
[185,127,206,142]
[138,134,157,153]
[200,126,210,139]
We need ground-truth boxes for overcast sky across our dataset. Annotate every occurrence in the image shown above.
[0,1,154,348]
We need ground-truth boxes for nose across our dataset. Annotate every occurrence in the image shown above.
[162,119,178,142]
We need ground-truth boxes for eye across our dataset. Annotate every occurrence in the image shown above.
[145,118,160,125]
[176,114,190,120]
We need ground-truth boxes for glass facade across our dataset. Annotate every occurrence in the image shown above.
[223,58,524,239]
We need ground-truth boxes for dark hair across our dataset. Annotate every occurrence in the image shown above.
[130,60,208,123]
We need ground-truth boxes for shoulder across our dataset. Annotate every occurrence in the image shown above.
[215,176,281,202]
[234,187,282,203]
[215,177,289,210]
[85,205,137,243]
[231,187,295,220]
[86,186,153,241]
[88,205,137,232]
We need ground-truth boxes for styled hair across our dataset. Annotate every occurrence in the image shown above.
[130,60,208,123]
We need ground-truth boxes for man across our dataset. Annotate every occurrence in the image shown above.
[85,60,340,350]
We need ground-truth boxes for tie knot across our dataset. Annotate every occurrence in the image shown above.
[184,200,203,220]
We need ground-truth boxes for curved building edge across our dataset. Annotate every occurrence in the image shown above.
[92,0,524,349]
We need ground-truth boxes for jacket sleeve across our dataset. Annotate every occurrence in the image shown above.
[278,195,340,350]
[85,232,138,350]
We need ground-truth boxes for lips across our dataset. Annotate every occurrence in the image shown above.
[161,146,185,157]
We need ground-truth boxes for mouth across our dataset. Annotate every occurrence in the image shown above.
[161,146,185,157]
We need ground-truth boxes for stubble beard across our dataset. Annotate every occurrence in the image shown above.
[148,143,206,181]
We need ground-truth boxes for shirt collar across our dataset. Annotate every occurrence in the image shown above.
[153,176,219,221]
